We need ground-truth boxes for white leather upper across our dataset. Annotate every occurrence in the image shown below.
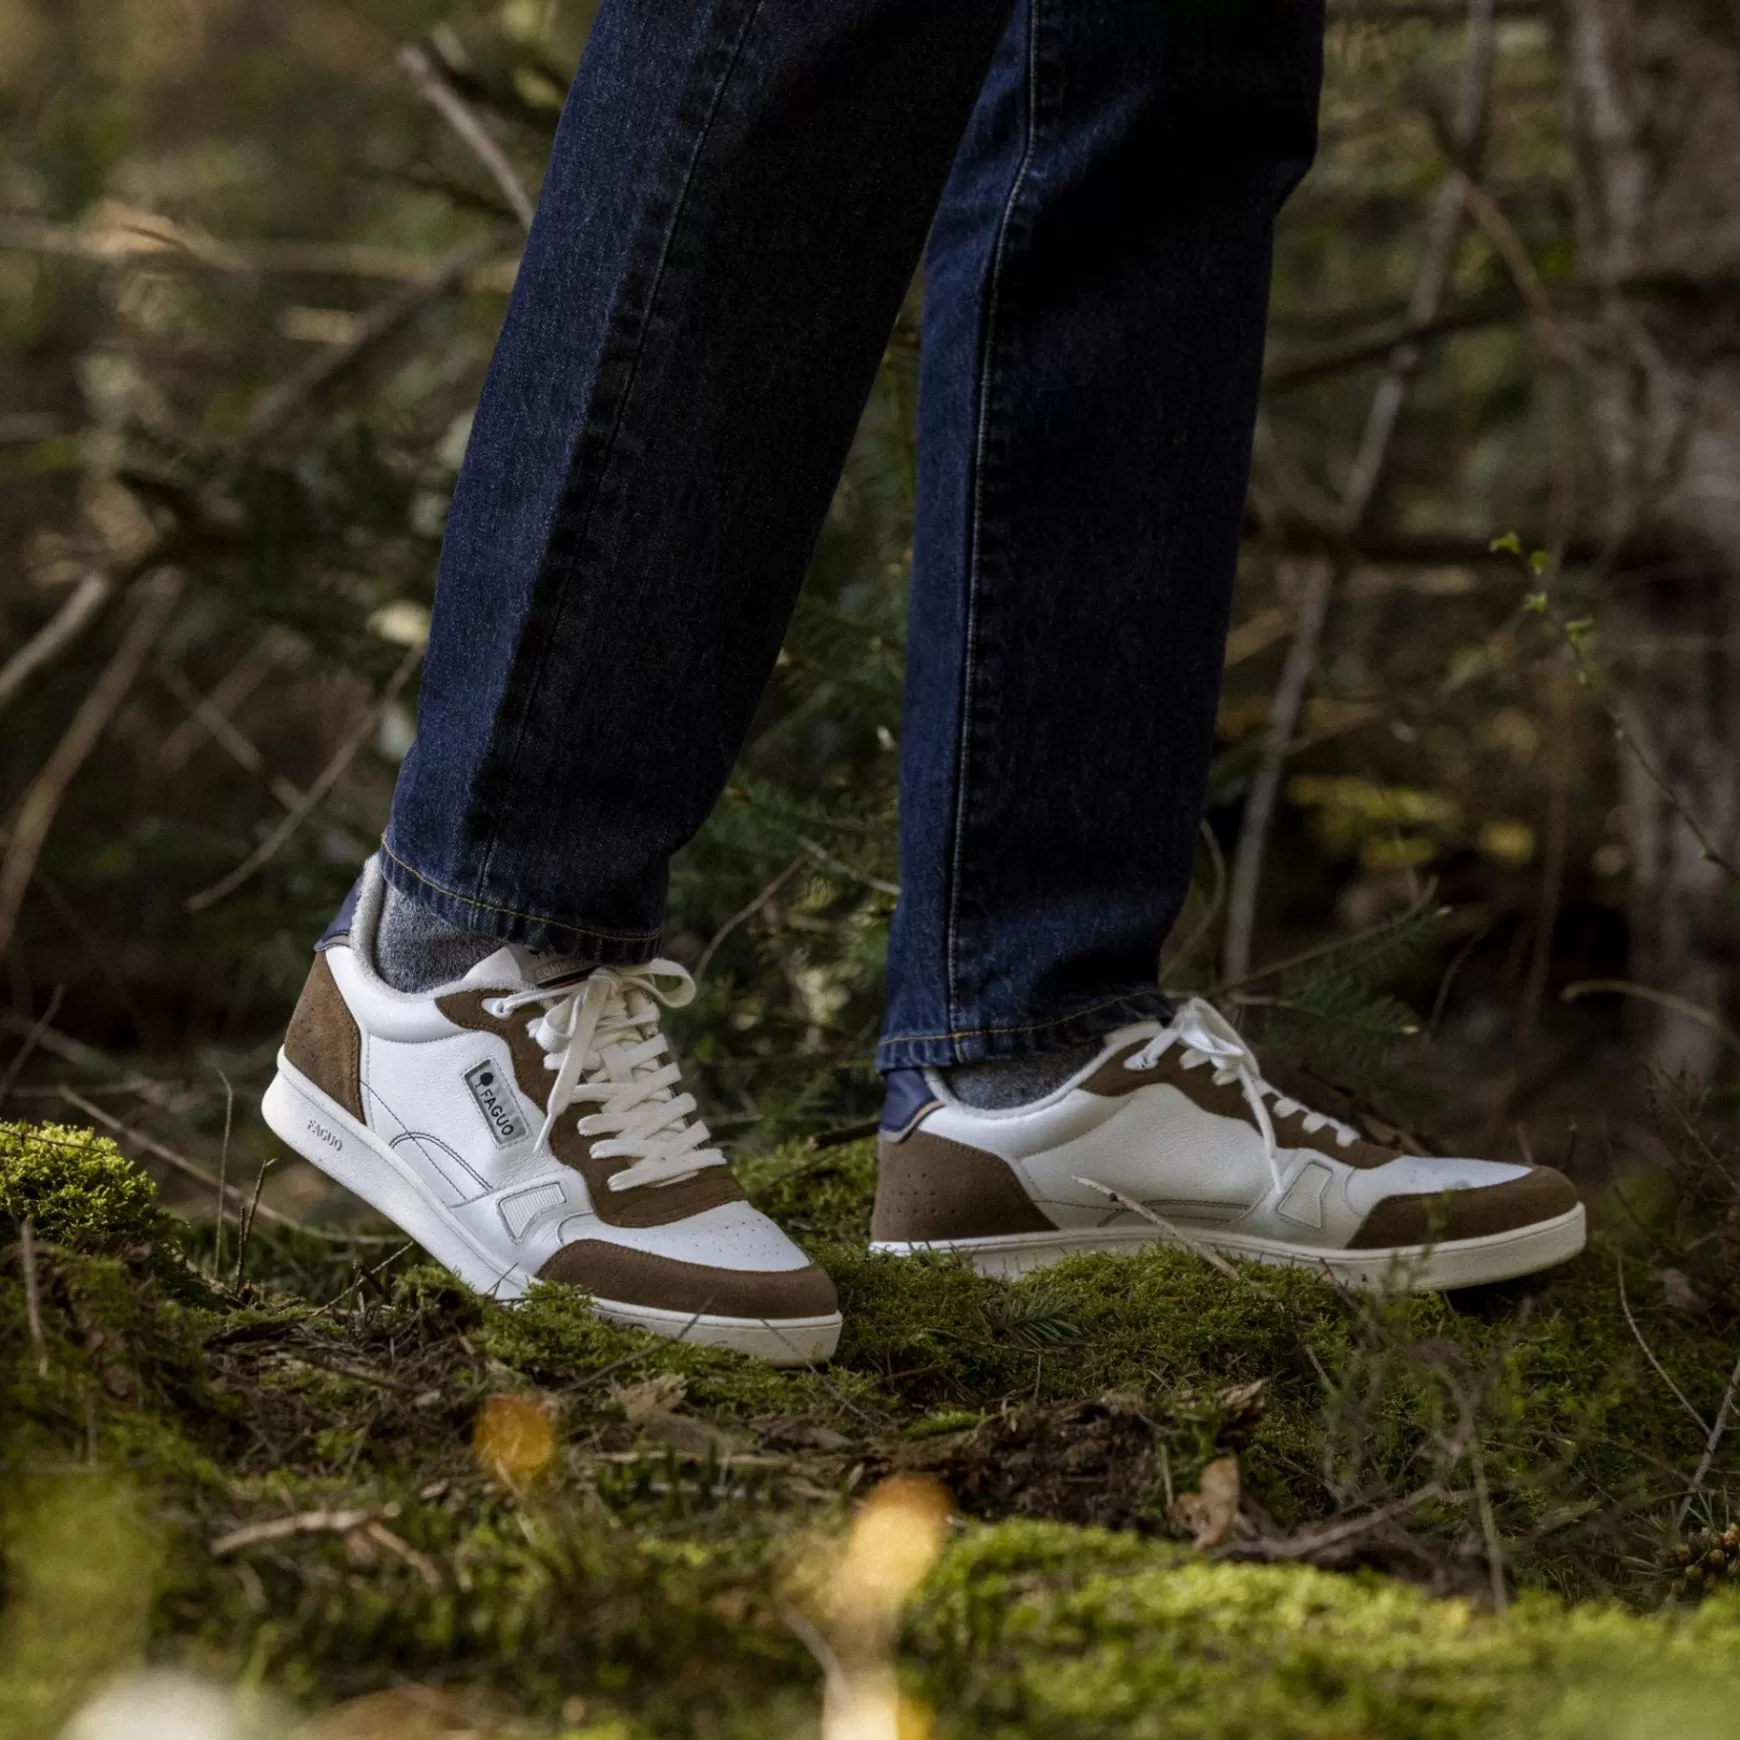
[917,1057,1529,1251]
[321,887,815,1279]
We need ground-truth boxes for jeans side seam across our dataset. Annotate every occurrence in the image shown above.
[474,0,767,904]
[879,989,1173,1048]
[380,838,664,944]
[944,0,1043,1035]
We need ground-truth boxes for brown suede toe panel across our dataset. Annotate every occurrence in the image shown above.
[1349,1167,1579,1250]
[538,1241,837,1320]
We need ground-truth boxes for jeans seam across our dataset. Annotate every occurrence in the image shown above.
[944,0,1043,1035]
[380,839,664,944]
[474,0,767,903]
[879,989,1171,1048]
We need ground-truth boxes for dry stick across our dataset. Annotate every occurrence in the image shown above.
[0,983,65,1110]
[1221,0,1499,983]
[0,570,185,961]
[213,1067,235,1279]
[1678,1347,1740,1527]
[398,44,537,232]
[0,572,113,717]
[236,235,500,452]
[233,1158,273,1291]
[1071,1176,1245,1283]
[695,856,806,982]
[185,641,424,912]
[1615,1250,1710,1437]
[56,1086,303,1231]
[0,214,502,284]
[160,633,294,772]
[157,661,305,810]
[19,1217,47,1378]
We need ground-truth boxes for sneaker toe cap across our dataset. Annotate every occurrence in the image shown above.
[537,1240,838,1320]
[1349,1166,1580,1250]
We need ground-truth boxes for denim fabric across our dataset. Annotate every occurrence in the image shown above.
[382,0,1323,1066]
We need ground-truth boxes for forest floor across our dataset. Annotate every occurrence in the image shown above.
[7,1115,1740,1740]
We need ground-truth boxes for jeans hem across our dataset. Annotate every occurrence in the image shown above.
[875,988,1174,1071]
[378,840,663,967]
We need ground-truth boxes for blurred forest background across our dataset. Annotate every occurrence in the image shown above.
[2,0,1738,1208]
[14,5,1740,1738]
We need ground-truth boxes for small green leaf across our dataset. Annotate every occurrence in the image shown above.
[1490,531,1523,556]
[1524,591,1548,615]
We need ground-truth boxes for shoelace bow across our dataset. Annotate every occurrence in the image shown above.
[488,960,726,1193]
[1124,997,1360,1193]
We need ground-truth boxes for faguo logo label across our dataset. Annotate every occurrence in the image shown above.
[464,1060,528,1148]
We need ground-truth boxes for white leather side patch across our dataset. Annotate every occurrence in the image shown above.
[499,1181,566,1242]
[1277,1161,1332,1229]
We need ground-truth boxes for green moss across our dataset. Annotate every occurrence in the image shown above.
[909,1522,1740,1739]
[0,1121,168,1250]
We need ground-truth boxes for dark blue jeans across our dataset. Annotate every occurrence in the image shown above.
[382,0,1324,1070]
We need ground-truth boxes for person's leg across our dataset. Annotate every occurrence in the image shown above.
[880,0,1325,1075]
[269,0,1030,1361]
[384,0,1016,967]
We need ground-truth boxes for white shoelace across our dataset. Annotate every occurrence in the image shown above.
[1124,997,1360,1192]
[487,960,727,1193]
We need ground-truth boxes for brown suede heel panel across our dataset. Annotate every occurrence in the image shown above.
[284,954,363,1120]
[1081,1041,1403,1170]
[872,1132,1054,1241]
[538,1242,837,1319]
[1349,1168,1579,1249]
[437,990,744,1227]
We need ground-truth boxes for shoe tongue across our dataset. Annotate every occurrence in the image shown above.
[456,945,595,990]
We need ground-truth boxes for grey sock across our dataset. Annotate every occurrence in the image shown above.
[374,878,505,992]
[943,1041,1102,1110]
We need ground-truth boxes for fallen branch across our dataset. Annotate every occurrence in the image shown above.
[0,570,186,960]
[185,640,423,911]
[1218,1484,1444,1563]
[56,1086,303,1230]
[1071,1177,1245,1283]
[210,1507,383,1556]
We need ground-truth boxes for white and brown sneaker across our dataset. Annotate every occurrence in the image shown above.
[261,863,839,1364]
[871,999,1584,1290]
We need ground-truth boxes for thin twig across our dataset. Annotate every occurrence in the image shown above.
[0,573,114,718]
[1616,1250,1709,1436]
[696,856,806,982]
[185,641,424,911]
[234,1157,273,1291]
[20,1217,48,1378]
[1222,0,1498,982]
[1678,1348,1740,1527]
[1218,1483,1443,1562]
[0,570,185,961]
[55,1086,303,1230]
[236,235,500,451]
[157,661,305,809]
[398,44,536,231]
[210,1508,383,1556]
[0,984,65,1110]
[0,213,510,283]
[213,1067,234,1278]
[1071,1177,1246,1283]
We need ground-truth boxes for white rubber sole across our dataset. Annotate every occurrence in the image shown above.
[869,1202,1587,1291]
[262,1057,841,1365]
